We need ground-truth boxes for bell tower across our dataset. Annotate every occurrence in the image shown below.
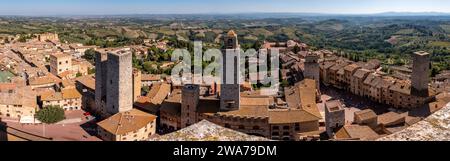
[220,30,241,111]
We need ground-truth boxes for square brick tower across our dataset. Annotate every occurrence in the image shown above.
[411,51,430,97]
[220,30,240,111]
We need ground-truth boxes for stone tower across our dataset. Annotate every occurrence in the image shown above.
[132,69,142,102]
[95,52,108,116]
[220,30,240,111]
[181,84,200,128]
[105,50,133,115]
[325,100,345,138]
[304,51,320,89]
[411,51,430,97]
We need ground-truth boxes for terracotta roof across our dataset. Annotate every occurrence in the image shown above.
[147,83,171,105]
[376,76,396,89]
[240,96,273,106]
[354,109,377,121]
[269,109,321,124]
[58,70,76,79]
[335,125,379,140]
[134,96,159,114]
[389,80,411,95]
[40,90,62,101]
[363,73,383,86]
[344,64,360,72]
[284,79,321,118]
[61,79,75,88]
[0,86,37,108]
[61,88,82,99]
[353,69,371,79]
[227,30,237,37]
[50,53,71,59]
[208,105,269,118]
[0,83,16,92]
[41,88,81,101]
[29,75,61,86]
[377,112,405,127]
[321,61,335,70]
[298,79,321,118]
[76,75,95,90]
[141,74,161,81]
[159,90,182,115]
[330,62,348,71]
[97,109,157,135]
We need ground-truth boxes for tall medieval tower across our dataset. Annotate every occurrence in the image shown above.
[411,51,430,97]
[181,84,200,128]
[95,52,108,116]
[95,49,133,117]
[304,52,320,89]
[220,30,241,111]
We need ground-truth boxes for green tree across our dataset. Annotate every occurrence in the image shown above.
[431,67,440,77]
[88,67,95,74]
[82,48,98,64]
[281,79,290,87]
[142,86,150,94]
[36,106,65,124]
[143,62,156,74]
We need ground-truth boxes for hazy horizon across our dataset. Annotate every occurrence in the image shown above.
[0,0,449,16]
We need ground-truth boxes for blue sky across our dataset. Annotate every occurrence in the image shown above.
[0,0,449,15]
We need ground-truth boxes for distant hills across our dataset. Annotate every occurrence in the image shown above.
[2,12,450,19]
[372,12,450,17]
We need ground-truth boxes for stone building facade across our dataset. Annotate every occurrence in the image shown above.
[97,109,156,141]
[320,51,435,109]
[41,88,82,111]
[37,33,59,42]
[49,53,72,76]
[0,85,37,119]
